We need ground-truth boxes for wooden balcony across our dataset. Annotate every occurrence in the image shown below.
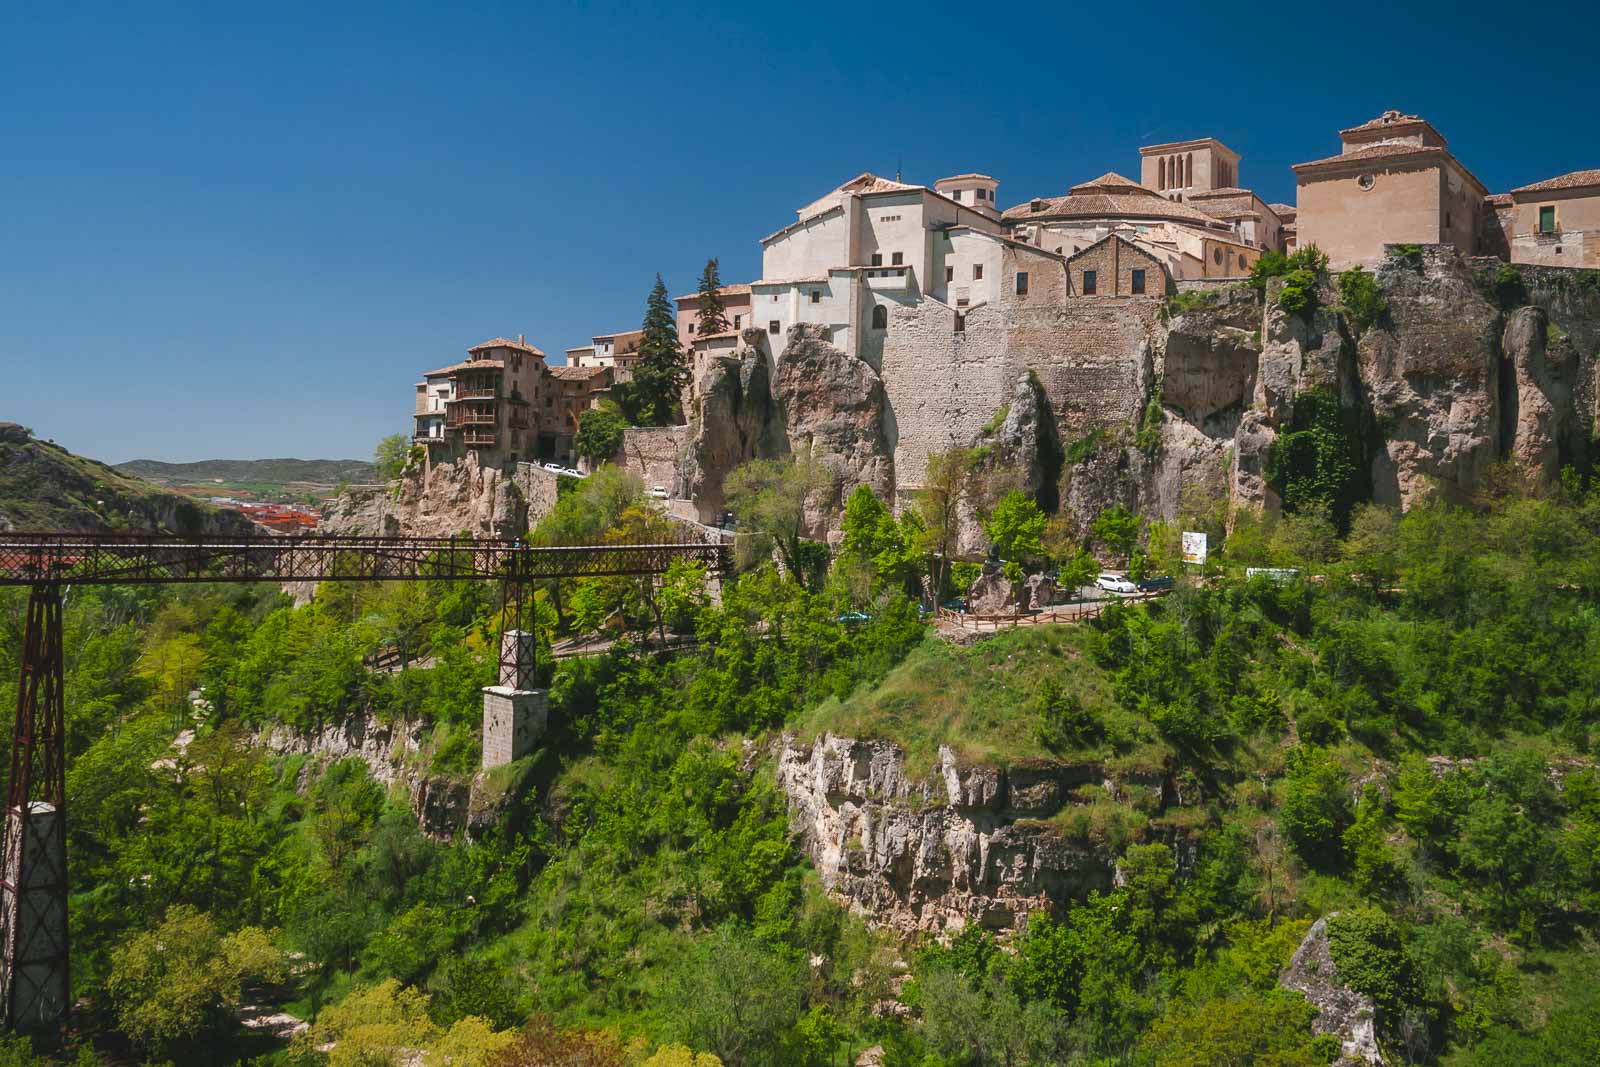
[447,410,497,428]
[452,387,499,401]
[462,431,498,448]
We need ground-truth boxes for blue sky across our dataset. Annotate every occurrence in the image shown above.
[2,1,1595,463]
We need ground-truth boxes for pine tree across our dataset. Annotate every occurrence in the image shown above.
[631,273,686,426]
[694,258,730,340]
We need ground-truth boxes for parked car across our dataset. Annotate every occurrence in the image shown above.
[1096,573,1138,594]
[837,610,871,625]
[1245,567,1301,584]
[560,467,583,477]
[940,597,967,613]
[1137,575,1175,593]
[648,486,670,500]
[543,462,564,473]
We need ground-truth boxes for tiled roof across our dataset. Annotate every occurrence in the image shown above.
[1510,169,1600,195]
[692,330,741,342]
[937,172,997,182]
[1069,172,1149,194]
[674,283,753,302]
[1340,110,1429,136]
[469,337,544,356]
[1485,193,1514,207]
[548,365,609,382]
[753,275,830,286]
[592,328,643,346]
[422,359,502,377]
[564,345,594,356]
[1268,203,1296,217]
[1186,187,1253,199]
[1002,189,1227,229]
[1140,137,1233,155]
[1292,142,1445,169]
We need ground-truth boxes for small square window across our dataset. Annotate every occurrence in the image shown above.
[871,253,883,266]
[769,320,780,334]
[956,298,969,307]
[951,189,962,201]
[973,264,983,280]
[688,322,696,335]
[976,188,987,201]
[1131,269,1146,295]
[946,266,954,282]
[1016,271,1029,295]
[1539,206,1557,234]
[1083,270,1097,295]
[892,251,904,266]
[733,315,741,328]
[953,313,965,333]
[810,290,821,304]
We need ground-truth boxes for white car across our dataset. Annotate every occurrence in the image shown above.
[648,486,669,500]
[561,467,583,477]
[1096,573,1138,595]
[543,462,563,473]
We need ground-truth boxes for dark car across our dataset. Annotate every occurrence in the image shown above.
[940,597,967,613]
[1137,575,1175,593]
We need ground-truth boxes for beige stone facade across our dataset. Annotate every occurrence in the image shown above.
[1499,171,1600,268]
[414,337,547,465]
[1066,235,1170,297]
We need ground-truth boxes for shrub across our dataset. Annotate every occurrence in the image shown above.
[1278,746,1353,870]
[574,408,627,464]
[1276,268,1319,318]
[1490,263,1527,308]
[1337,267,1387,334]
[1326,908,1419,1020]
[1164,289,1220,317]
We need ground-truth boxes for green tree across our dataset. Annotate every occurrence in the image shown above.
[374,433,411,482]
[1092,504,1141,560]
[107,905,286,1052]
[1267,388,1362,526]
[725,452,833,591]
[1338,266,1387,334]
[632,273,688,426]
[659,925,806,1067]
[573,407,628,465]
[916,448,974,597]
[1140,990,1331,1067]
[983,490,1046,568]
[1279,746,1354,871]
[693,258,731,340]
[1341,503,1400,594]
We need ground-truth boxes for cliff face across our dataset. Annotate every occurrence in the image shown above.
[322,453,559,539]
[774,733,1172,933]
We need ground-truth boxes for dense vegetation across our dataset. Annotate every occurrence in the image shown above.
[2,462,1599,1065]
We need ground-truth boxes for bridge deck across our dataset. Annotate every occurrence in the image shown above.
[0,533,732,586]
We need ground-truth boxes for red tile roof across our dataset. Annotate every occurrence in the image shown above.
[937,172,997,182]
[1339,109,1430,135]
[422,359,503,377]
[1485,193,1514,207]
[1002,189,1226,229]
[1510,169,1600,195]
[1186,187,1253,199]
[548,365,609,381]
[1293,142,1445,169]
[674,283,753,302]
[469,337,544,356]
[1268,203,1296,217]
[1069,172,1149,194]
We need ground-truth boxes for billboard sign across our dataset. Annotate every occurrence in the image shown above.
[1181,531,1208,566]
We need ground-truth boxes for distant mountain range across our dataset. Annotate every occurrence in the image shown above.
[116,457,378,487]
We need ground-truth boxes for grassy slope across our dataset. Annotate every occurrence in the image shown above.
[0,431,251,533]
[795,626,1155,777]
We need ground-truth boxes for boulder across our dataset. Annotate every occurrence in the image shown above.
[967,569,1019,614]
[682,343,781,521]
[1280,915,1385,1065]
[1022,572,1058,610]
[1504,305,1573,483]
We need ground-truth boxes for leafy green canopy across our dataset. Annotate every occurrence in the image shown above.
[631,273,688,426]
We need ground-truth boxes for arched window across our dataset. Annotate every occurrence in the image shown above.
[1186,152,1194,187]
[1158,158,1166,190]
[871,304,888,330]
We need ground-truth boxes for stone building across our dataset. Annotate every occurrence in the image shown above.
[546,364,613,459]
[1292,110,1488,268]
[1489,170,1600,268]
[677,282,753,378]
[579,329,643,382]
[413,337,546,465]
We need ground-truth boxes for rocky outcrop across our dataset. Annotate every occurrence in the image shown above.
[1281,916,1386,1066]
[1503,305,1574,482]
[771,324,895,528]
[261,711,510,841]
[966,569,1018,614]
[774,733,1116,933]
[321,453,560,539]
[682,343,782,518]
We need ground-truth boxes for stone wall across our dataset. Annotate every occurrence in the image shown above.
[613,425,690,494]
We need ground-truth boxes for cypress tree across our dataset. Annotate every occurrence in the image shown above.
[694,257,731,340]
[632,273,686,426]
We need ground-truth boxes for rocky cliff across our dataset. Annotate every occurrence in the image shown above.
[321,452,560,539]
[771,732,1189,934]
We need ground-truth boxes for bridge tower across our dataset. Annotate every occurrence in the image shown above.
[0,584,69,1029]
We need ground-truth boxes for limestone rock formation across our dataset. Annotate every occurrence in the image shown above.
[1504,305,1573,482]
[1361,251,1504,507]
[966,569,1018,614]
[774,733,1115,933]
[771,323,894,526]
[1022,572,1057,610]
[321,453,560,539]
[682,342,781,519]
[1280,915,1386,1066]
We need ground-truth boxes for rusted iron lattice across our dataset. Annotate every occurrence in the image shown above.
[0,532,731,1029]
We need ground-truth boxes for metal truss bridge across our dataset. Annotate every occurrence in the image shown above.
[0,531,732,1030]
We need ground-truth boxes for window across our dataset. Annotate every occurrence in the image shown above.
[769,320,780,334]
[1016,271,1029,295]
[733,314,741,329]
[973,264,983,280]
[871,252,883,266]
[954,313,965,333]
[1357,173,1376,190]
[1444,211,1452,230]
[951,190,962,201]
[1213,248,1223,265]
[1131,269,1146,295]
[1539,206,1557,234]
[688,322,695,335]
[892,251,904,266]
[946,266,954,282]
[956,297,969,307]
[772,293,779,301]
[1239,255,1250,271]
[977,188,988,201]
[1082,269,1097,295]
[810,290,821,303]
[871,305,888,329]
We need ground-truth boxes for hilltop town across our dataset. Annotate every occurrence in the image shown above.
[372,108,1599,545]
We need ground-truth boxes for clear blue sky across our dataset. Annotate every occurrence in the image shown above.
[2,1,1594,463]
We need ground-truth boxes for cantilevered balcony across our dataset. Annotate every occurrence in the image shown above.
[462,431,498,448]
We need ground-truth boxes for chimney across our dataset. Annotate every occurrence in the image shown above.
[518,333,525,344]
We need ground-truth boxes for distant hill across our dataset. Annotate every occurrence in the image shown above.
[0,423,256,535]
[116,457,378,487]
